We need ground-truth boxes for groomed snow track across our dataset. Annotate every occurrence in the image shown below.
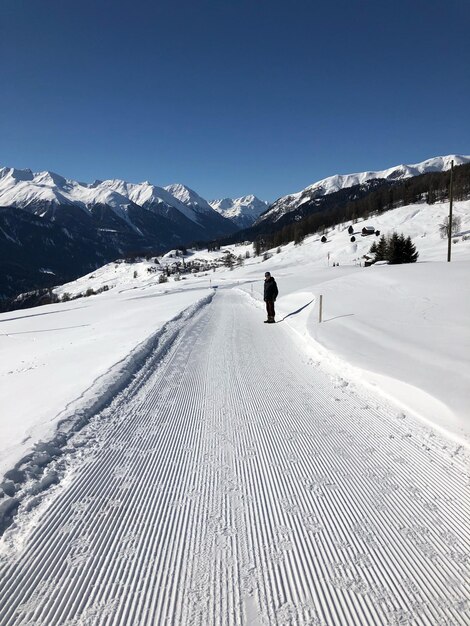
[0,290,468,626]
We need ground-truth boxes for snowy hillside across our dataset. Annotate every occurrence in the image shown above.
[210,195,268,228]
[259,154,470,224]
[1,196,469,478]
[1,195,469,626]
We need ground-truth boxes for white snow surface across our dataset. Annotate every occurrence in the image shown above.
[0,286,211,477]
[0,198,469,625]
[1,198,469,477]
[260,154,470,222]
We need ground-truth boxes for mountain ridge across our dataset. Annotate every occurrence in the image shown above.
[258,154,470,226]
[0,167,239,301]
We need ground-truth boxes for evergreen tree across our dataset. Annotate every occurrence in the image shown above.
[374,235,388,261]
[403,236,419,263]
[387,232,406,264]
[224,253,236,268]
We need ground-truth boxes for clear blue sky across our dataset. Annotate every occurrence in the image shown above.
[1,0,469,202]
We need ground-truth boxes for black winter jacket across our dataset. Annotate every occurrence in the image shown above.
[264,277,278,301]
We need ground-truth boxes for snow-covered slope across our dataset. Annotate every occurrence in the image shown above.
[2,286,468,625]
[210,195,268,228]
[259,154,470,224]
[4,196,464,462]
[1,178,469,626]
[53,198,470,301]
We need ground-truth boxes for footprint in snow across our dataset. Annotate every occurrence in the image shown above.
[17,579,57,614]
[70,497,94,515]
[112,465,130,479]
[69,535,92,552]
[66,551,93,568]
[352,552,372,568]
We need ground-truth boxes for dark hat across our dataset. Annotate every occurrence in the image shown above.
[264,271,271,277]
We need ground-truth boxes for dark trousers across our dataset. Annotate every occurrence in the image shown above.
[265,300,275,318]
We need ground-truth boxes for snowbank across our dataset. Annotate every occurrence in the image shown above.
[0,284,212,476]
[274,263,469,446]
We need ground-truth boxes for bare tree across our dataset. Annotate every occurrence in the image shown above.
[439,215,461,239]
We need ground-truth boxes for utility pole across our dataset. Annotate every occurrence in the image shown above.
[447,159,454,262]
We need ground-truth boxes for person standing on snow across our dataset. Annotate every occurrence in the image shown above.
[263,271,278,323]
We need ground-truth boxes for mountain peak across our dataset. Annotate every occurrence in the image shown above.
[210,195,268,228]
[164,183,214,214]
[0,166,34,183]
[210,197,234,211]
[33,170,68,188]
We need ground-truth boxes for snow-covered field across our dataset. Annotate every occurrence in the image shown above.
[1,199,469,478]
[0,198,469,625]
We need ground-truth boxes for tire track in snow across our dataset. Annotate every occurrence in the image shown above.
[0,290,469,625]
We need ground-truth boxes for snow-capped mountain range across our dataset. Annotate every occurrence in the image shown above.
[1,154,469,302]
[258,155,470,225]
[0,167,251,300]
[0,168,228,227]
[210,195,269,229]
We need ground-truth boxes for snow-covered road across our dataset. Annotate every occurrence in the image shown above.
[0,290,468,626]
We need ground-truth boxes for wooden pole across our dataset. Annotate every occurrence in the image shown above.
[447,159,454,262]
[319,295,323,323]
